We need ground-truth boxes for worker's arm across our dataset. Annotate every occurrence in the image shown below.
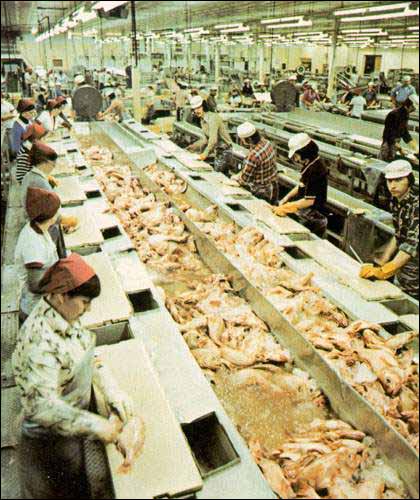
[289,197,315,210]
[13,340,122,441]
[376,236,398,266]
[279,185,300,205]
[10,123,23,156]
[92,354,134,425]
[202,114,221,158]
[238,153,258,185]
[1,111,15,121]
[187,136,207,152]
[26,265,47,294]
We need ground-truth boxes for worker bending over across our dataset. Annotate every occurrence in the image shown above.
[13,253,137,498]
[360,160,418,300]
[379,95,418,162]
[187,95,234,173]
[233,121,279,203]
[99,92,127,122]
[273,133,329,238]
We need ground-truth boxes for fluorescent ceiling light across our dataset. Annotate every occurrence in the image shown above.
[93,1,128,11]
[261,16,301,24]
[215,23,241,29]
[335,2,410,15]
[341,7,419,22]
[408,26,419,31]
[266,20,312,29]
[184,27,203,33]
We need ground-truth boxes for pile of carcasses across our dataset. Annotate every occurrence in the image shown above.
[81,143,411,499]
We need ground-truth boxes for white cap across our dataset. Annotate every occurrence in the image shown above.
[74,75,85,85]
[288,132,312,159]
[408,94,419,109]
[288,74,297,81]
[384,160,413,179]
[190,95,203,109]
[403,75,411,82]
[237,121,256,139]
[368,81,374,86]
[210,86,218,91]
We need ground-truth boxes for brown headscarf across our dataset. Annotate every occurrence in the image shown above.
[30,141,58,164]
[39,253,96,294]
[17,98,35,113]
[46,99,60,111]
[25,187,61,221]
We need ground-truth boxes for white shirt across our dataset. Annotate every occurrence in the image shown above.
[350,95,366,118]
[15,222,58,315]
[1,100,16,129]
[37,110,63,132]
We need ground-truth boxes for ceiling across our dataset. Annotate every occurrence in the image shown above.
[2,1,419,47]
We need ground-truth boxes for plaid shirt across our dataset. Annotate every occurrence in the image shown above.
[390,187,419,259]
[240,138,277,188]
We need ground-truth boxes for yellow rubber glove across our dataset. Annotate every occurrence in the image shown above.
[198,153,207,161]
[48,175,59,188]
[360,262,399,280]
[359,263,378,279]
[407,139,418,154]
[61,215,79,234]
[272,202,300,217]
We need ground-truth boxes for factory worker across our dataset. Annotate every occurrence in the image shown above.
[242,79,254,97]
[360,160,418,300]
[35,85,49,112]
[187,95,234,173]
[21,141,78,256]
[228,87,242,107]
[12,252,136,499]
[99,92,127,123]
[206,86,218,112]
[340,84,355,105]
[233,121,279,203]
[363,82,378,108]
[390,76,417,108]
[301,82,320,110]
[15,187,61,322]
[175,81,190,121]
[379,95,418,162]
[16,122,47,184]
[10,98,37,157]
[56,96,72,130]
[348,88,366,119]
[72,74,86,95]
[37,99,63,134]
[273,133,328,238]
[1,91,16,125]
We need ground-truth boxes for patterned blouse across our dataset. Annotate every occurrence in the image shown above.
[390,187,419,259]
[12,298,120,439]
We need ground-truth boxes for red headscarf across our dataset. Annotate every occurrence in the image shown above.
[46,99,60,111]
[17,98,35,113]
[25,186,61,221]
[30,141,58,163]
[39,253,96,294]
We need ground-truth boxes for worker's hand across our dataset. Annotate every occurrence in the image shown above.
[105,390,134,425]
[272,202,300,217]
[61,215,79,234]
[48,175,59,188]
[99,413,123,444]
[198,153,207,162]
[360,262,398,280]
[407,139,418,154]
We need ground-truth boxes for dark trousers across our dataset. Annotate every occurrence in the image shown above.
[18,433,90,499]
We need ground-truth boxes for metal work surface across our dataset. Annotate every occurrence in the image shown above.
[95,122,419,497]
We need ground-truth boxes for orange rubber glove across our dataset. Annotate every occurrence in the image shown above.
[359,262,399,280]
[272,202,300,217]
[61,215,79,234]
[48,175,59,188]
[198,153,207,161]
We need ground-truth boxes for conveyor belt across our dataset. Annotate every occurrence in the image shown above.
[93,121,419,498]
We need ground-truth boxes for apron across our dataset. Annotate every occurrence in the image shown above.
[394,258,419,301]
[18,344,95,499]
[214,143,234,174]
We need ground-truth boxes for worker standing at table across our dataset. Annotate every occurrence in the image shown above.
[273,132,329,238]
[99,92,127,122]
[37,99,63,135]
[10,98,37,157]
[12,253,137,499]
[390,76,417,108]
[15,187,61,323]
[187,95,234,173]
[379,95,418,162]
[360,160,419,300]
[233,121,280,203]
[363,82,379,109]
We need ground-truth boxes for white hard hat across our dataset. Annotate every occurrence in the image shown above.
[408,94,419,109]
[288,74,297,81]
[403,75,411,82]
[190,95,203,109]
[74,75,85,85]
[237,121,256,139]
[384,160,413,179]
[288,133,312,159]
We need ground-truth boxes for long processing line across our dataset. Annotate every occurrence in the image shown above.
[172,118,397,262]
[90,120,419,497]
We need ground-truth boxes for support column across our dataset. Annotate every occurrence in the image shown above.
[187,41,192,74]
[132,61,142,122]
[258,44,264,83]
[215,44,220,82]
[205,41,210,73]
[327,18,339,99]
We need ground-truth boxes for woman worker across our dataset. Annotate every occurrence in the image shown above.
[10,98,37,157]
[187,95,234,173]
[12,252,135,499]
[273,133,329,238]
[21,141,79,258]
[37,98,63,135]
[16,122,47,184]
[15,187,61,323]
[360,160,418,300]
